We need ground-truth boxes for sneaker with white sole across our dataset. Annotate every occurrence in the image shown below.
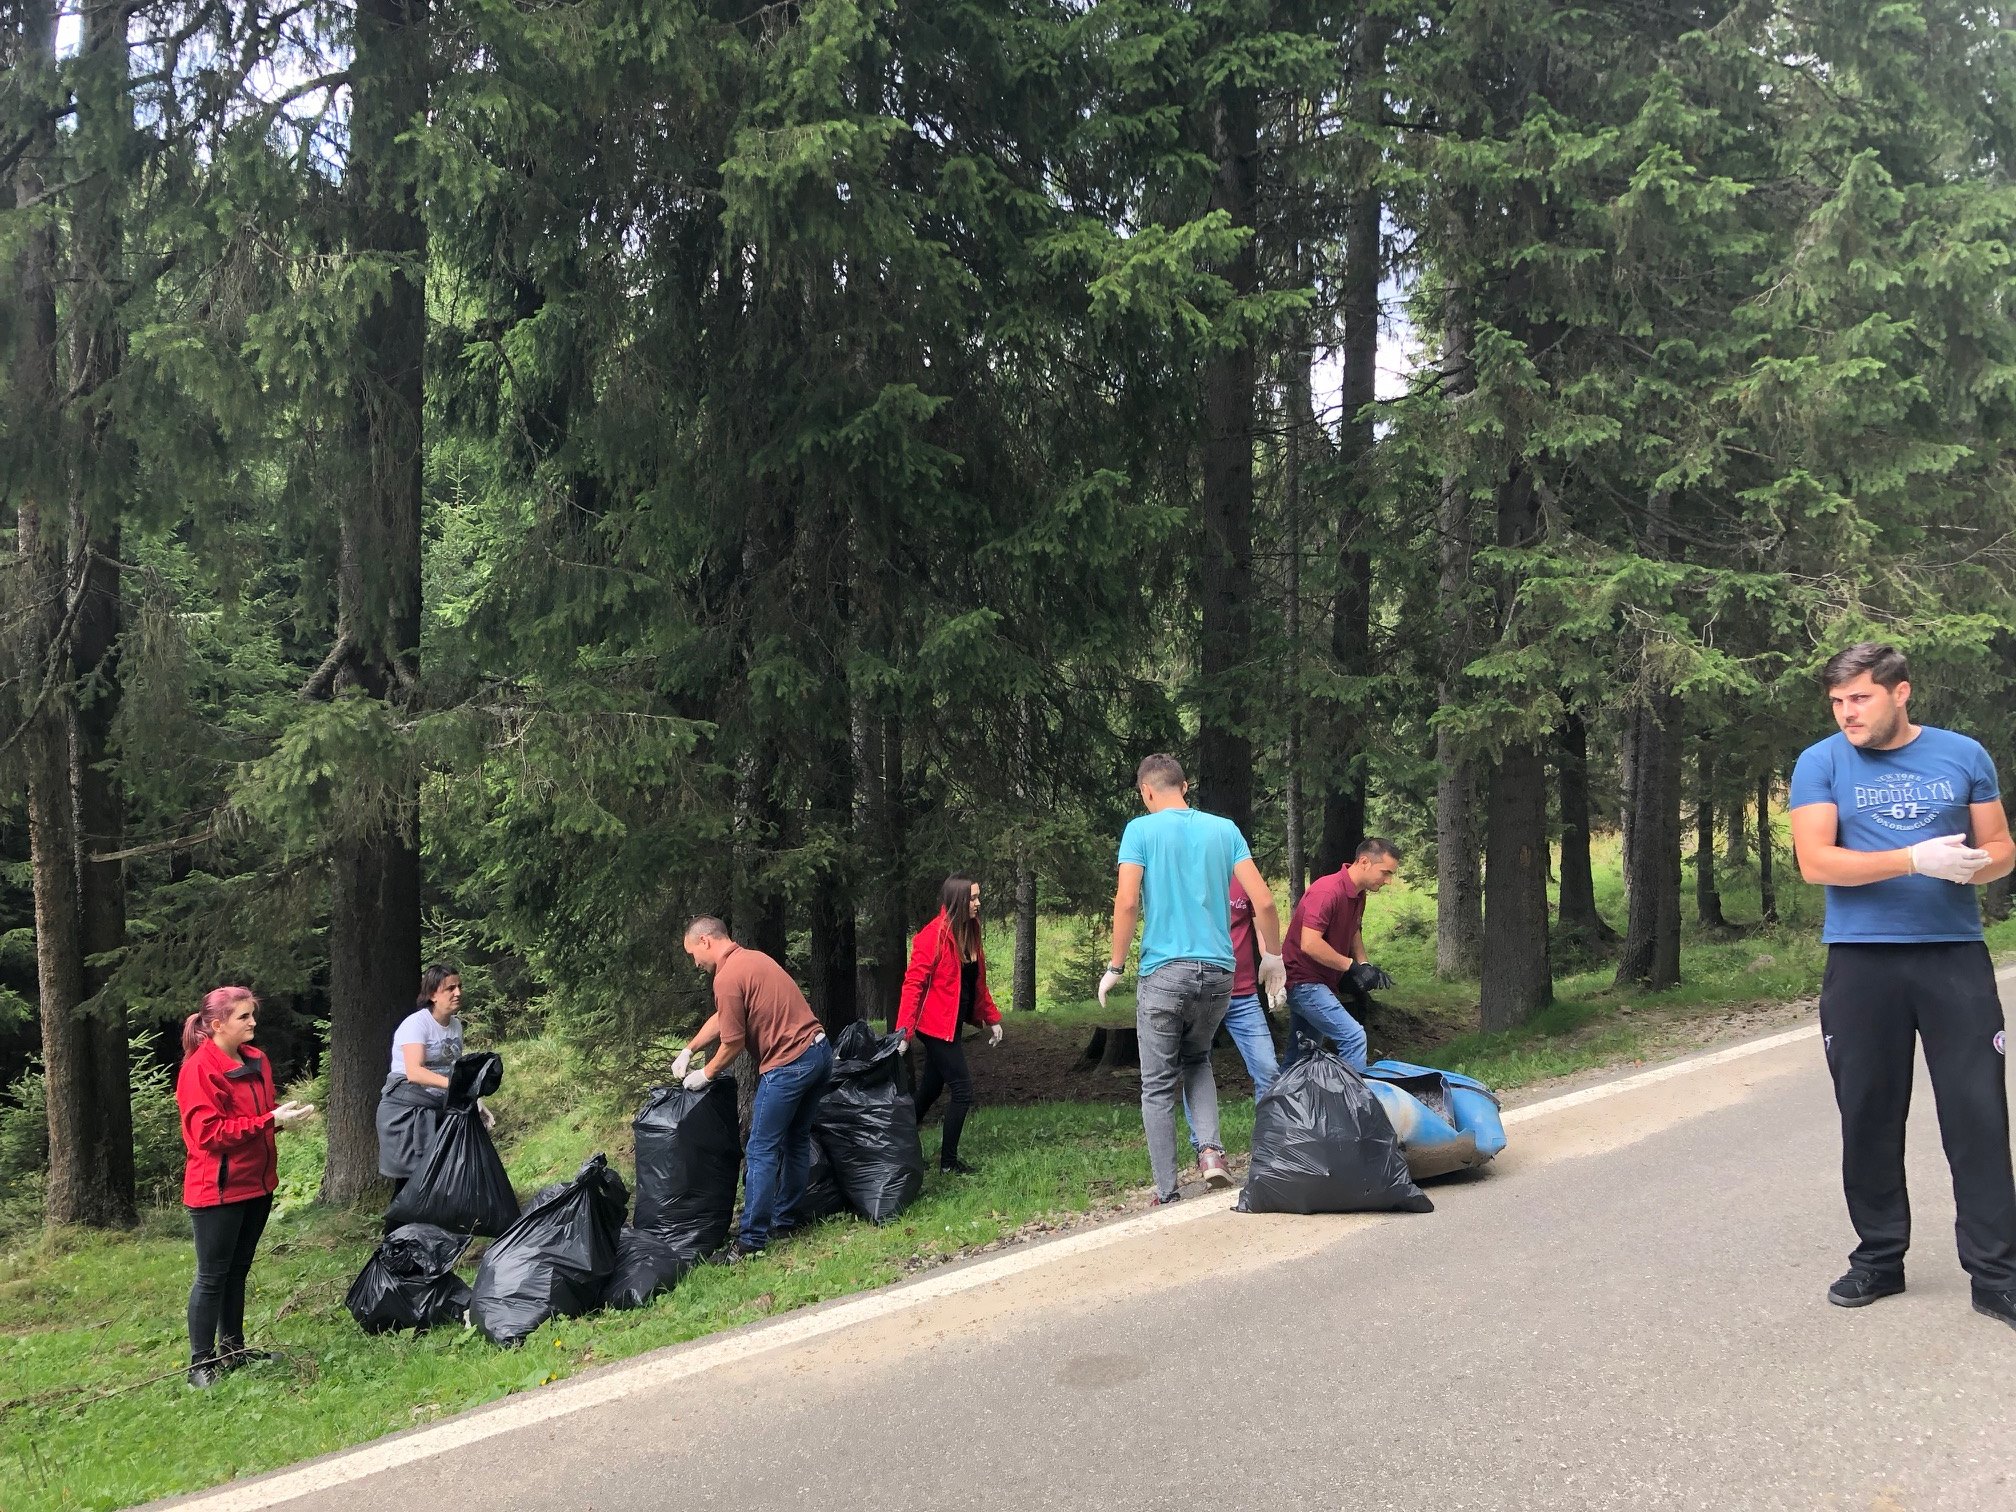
[1198,1149,1234,1188]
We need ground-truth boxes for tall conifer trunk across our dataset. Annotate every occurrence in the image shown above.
[67,0,136,1223]
[1318,19,1389,875]
[1013,865,1038,1013]
[805,501,857,1034]
[1283,331,1311,906]
[11,0,115,1227]
[1434,308,1482,979]
[1695,742,1727,929]
[1556,714,1614,952]
[1616,686,1683,988]
[1479,470,1550,1029]
[1616,492,1683,990]
[1724,779,1748,869]
[1195,78,1256,836]
[1757,774,1778,925]
[321,0,428,1206]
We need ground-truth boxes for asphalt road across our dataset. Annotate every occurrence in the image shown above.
[175,1011,2016,1512]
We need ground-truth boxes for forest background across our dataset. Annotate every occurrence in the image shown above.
[5,0,2016,1229]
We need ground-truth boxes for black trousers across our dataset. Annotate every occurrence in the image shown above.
[188,1194,273,1360]
[1820,942,2016,1289]
[914,1032,975,1167]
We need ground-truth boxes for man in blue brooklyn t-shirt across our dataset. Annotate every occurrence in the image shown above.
[1789,642,2016,1330]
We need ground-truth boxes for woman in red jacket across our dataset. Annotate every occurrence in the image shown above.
[897,874,1003,1174]
[175,986,314,1387]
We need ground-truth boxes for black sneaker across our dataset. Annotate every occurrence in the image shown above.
[218,1339,274,1371]
[1149,1190,1182,1207]
[940,1157,979,1176]
[187,1356,223,1389]
[1971,1287,2016,1331]
[1828,1269,1906,1308]
[707,1239,762,1266]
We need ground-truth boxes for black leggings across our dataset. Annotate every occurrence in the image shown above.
[188,1195,272,1361]
[913,1033,975,1167]
[1821,942,2016,1288]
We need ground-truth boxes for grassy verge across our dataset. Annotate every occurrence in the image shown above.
[11,833,1996,1510]
[1,1093,1223,1512]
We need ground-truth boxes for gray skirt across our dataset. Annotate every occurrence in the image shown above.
[376,1076,447,1179]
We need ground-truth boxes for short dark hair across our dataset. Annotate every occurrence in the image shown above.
[1136,753,1186,790]
[1820,642,1909,691]
[683,915,730,941]
[1355,837,1401,863]
[417,963,460,1012]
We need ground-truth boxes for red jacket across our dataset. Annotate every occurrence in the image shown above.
[176,1038,279,1208]
[897,912,1002,1040]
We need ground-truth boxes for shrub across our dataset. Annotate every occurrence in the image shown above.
[0,1035,186,1215]
[1046,916,1114,1007]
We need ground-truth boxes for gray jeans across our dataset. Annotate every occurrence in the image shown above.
[1136,960,1233,1199]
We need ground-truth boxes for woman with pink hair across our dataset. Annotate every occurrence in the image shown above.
[174,986,315,1387]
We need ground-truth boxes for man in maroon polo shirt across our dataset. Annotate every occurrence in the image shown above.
[1280,838,1402,1070]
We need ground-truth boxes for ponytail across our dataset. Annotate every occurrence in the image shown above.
[183,986,257,1058]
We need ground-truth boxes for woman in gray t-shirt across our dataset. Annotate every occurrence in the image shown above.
[375,965,482,1188]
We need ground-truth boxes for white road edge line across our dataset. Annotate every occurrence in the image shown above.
[170,982,1993,1512]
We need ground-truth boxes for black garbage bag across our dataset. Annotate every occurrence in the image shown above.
[810,1021,925,1224]
[602,1226,694,1310]
[383,1053,520,1237]
[1237,1045,1434,1216]
[344,1223,473,1335]
[470,1152,628,1347]
[632,1075,741,1260]
[787,1134,850,1228]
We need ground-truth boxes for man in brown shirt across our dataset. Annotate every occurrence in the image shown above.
[676,917,833,1261]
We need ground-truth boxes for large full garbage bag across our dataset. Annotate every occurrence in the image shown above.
[788,1135,850,1228]
[632,1075,741,1259]
[383,1053,520,1237]
[1237,1045,1434,1215]
[345,1222,473,1334]
[811,1022,925,1224]
[602,1226,694,1311]
[1361,1059,1507,1179]
[470,1153,628,1347]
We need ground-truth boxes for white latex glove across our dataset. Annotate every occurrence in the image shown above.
[272,1100,315,1131]
[1097,967,1123,1009]
[988,1022,1003,1047]
[682,1069,710,1092]
[478,1100,495,1131]
[671,1046,693,1080]
[1908,834,1991,884]
[894,1035,909,1055]
[1257,951,1286,1005]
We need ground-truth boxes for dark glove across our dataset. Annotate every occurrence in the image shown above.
[1347,962,1394,994]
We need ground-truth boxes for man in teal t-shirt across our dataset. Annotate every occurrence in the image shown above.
[1101,754,1283,1202]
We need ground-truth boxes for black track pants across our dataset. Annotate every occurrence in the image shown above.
[188,1194,273,1360]
[913,1033,975,1167]
[1820,942,2016,1288]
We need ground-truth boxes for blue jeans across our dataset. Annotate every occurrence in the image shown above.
[1184,993,1279,1150]
[1281,982,1367,1071]
[1136,960,1233,1200]
[742,1036,833,1249]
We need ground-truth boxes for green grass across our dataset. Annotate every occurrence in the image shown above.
[5,824,1977,1510]
[1,1092,1249,1512]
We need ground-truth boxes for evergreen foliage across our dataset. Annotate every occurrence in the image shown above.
[3,0,2015,1209]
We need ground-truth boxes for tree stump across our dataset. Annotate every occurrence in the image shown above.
[1076,1024,1140,1072]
